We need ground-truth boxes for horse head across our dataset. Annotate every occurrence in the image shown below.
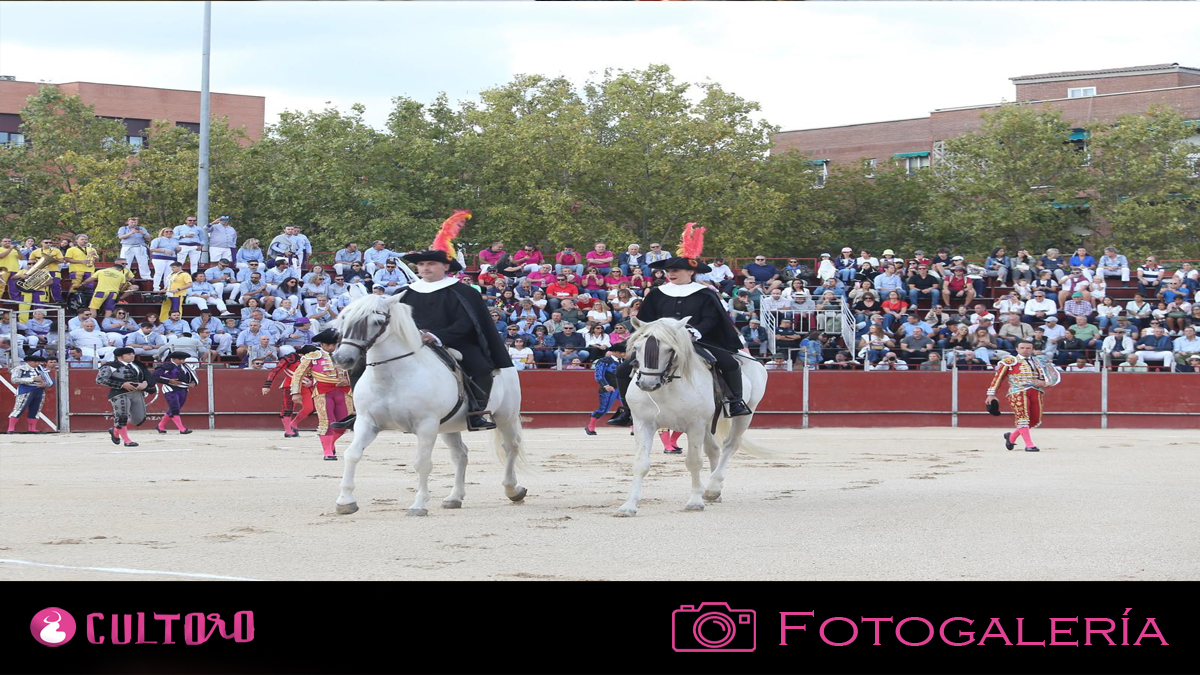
[332,294,402,370]
[630,316,693,392]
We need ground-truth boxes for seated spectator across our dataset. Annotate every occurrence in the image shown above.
[1056,331,1087,366]
[899,327,934,364]
[1123,293,1153,329]
[1066,357,1097,373]
[1058,268,1091,305]
[998,314,1033,351]
[554,244,584,276]
[1101,328,1135,366]
[504,323,530,344]
[1173,326,1200,368]
[1178,354,1200,373]
[969,328,1000,363]
[1039,247,1069,281]
[874,263,905,297]
[1012,277,1033,301]
[823,350,860,370]
[585,242,615,275]
[907,264,940,308]
[1137,255,1166,297]
[1022,289,1057,324]
[1134,326,1174,367]
[774,318,802,358]
[919,351,943,371]
[1009,249,1036,284]
[984,247,1011,285]
[941,267,976,308]
[508,336,535,371]
[816,253,837,283]
[512,244,544,276]
[781,257,812,285]
[761,287,795,326]
[1068,314,1101,351]
[1096,297,1122,332]
[852,292,883,329]
[1062,292,1094,320]
[955,351,987,371]
[552,324,588,362]
[742,319,769,357]
[558,298,586,329]
[898,312,934,340]
[306,295,338,331]
[729,289,756,323]
[797,330,826,369]
[858,324,894,364]
[616,244,647,278]
[1041,316,1066,358]
[1097,247,1130,283]
[834,248,858,284]
[1164,298,1189,335]
[868,352,908,371]
[742,255,782,291]
[764,354,788,371]
[967,303,995,331]
[1117,353,1149,372]
[528,327,555,367]
[701,257,735,295]
[510,298,547,325]
[924,305,951,330]
[879,290,909,332]
[583,324,611,353]
[544,274,580,313]
[814,291,843,333]
[1069,247,1097,280]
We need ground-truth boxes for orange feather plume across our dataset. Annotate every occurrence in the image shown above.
[431,210,471,256]
[676,222,705,259]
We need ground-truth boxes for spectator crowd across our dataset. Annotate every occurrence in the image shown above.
[3,221,1199,376]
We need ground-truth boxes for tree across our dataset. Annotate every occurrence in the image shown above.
[928,104,1090,253]
[1087,105,1200,258]
[0,86,130,240]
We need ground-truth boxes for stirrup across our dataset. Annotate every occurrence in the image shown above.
[467,413,497,431]
[723,399,752,418]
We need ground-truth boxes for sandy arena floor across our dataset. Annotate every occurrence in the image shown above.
[1,427,1197,581]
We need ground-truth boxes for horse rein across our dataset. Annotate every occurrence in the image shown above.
[339,306,416,367]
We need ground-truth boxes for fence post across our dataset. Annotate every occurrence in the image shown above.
[57,306,70,433]
[1100,361,1108,430]
[207,362,216,430]
[801,352,809,429]
[951,361,959,428]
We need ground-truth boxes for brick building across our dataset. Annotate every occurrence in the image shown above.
[771,63,1200,176]
[0,79,266,147]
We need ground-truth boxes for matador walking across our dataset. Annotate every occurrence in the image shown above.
[985,339,1055,452]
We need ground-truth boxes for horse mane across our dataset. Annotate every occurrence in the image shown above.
[626,317,703,379]
[337,293,423,354]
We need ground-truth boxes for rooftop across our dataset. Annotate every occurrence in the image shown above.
[1011,63,1200,82]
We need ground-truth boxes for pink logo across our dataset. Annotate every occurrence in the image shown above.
[672,602,756,652]
[31,607,77,647]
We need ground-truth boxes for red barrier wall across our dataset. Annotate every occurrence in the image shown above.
[1,368,1196,431]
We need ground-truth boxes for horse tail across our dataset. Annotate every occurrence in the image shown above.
[715,417,779,459]
[493,371,537,474]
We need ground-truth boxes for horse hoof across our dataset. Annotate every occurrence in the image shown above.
[614,508,637,518]
[508,487,528,502]
[335,502,359,515]
[703,492,722,502]
[441,500,462,509]
[406,509,429,517]
[684,503,705,512]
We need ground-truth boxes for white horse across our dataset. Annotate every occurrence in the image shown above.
[616,316,772,516]
[329,293,529,516]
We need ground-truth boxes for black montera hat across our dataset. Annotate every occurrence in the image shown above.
[168,351,191,360]
[986,399,1001,416]
[647,256,711,274]
[401,249,462,273]
[312,328,340,345]
[297,345,320,355]
[113,347,136,357]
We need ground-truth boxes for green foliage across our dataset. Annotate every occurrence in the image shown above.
[2,71,1197,263]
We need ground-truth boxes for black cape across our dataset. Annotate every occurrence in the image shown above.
[636,285,744,353]
[400,282,513,370]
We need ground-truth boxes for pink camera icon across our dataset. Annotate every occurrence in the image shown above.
[671,602,756,652]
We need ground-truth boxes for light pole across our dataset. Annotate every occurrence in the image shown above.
[197,0,212,262]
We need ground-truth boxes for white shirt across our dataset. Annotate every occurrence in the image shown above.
[407,277,458,294]
[69,327,109,349]
[702,263,734,283]
[1023,298,1057,315]
[1042,323,1067,344]
[995,299,1024,317]
[656,282,706,298]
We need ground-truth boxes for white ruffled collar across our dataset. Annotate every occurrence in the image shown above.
[657,282,706,298]
[407,277,458,293]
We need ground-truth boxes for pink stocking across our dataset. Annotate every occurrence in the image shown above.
[587,417,598,432]
[319,434,335,457]
[281,416,294,433]
[116,426,133,443]
[171,416,187,432]
[659,431,672,448]
[158,416,169,431]
[669,431,684,446]
[27,418,39,432]
[6,418,18,433]
[1013,427,1033,447]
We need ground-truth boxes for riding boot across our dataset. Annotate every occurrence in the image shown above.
[463,373,497,431]
[608,362,634,426]
[330,414,356,430]
[606,406,633,427]
[719,361,752,418]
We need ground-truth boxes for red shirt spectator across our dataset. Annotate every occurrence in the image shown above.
[476,269,498,287]
[526,267,555,288]
[546,279,580,300]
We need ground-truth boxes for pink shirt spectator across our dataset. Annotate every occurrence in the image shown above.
[582,274,606,291]
[604,273,629,290]
[526,270,555,287]
[513,249,544,266]
[479,247,506,267]
[587,249,614,268]
[556,250,582,266]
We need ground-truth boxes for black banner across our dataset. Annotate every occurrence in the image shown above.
[7,581,1194,674]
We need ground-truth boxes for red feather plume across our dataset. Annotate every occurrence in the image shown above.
[431,210,471,256]
[676,222,705,259]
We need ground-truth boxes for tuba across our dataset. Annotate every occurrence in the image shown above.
[16,254,55,292]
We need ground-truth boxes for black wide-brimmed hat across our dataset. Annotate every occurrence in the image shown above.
[401,249,462,273]
[648,256,711,275]
[312,328,340,345]
[168,351,191,360]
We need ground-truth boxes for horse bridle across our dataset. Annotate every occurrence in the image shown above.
[635,335,679,388]
[339,306,416,367]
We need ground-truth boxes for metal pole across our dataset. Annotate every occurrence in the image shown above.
[1100,361,1108,430]
[57,306,69,432]
[801,353,809,429]
[206,362,215,430]
[951,361,959,428]
[197,0,212,260]
[7,309,16,366]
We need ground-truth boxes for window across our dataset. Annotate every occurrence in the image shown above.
[1068,87,1096,99]
[1188,152,1200,179]
[127,135,144,152]
[905,155,930,173]
[864,158,877,178]
[1068,129,1090,167]
[176,122,201,134]
[0,131,24,147]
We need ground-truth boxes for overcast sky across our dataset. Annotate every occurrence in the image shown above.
[2,1,1197,133]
